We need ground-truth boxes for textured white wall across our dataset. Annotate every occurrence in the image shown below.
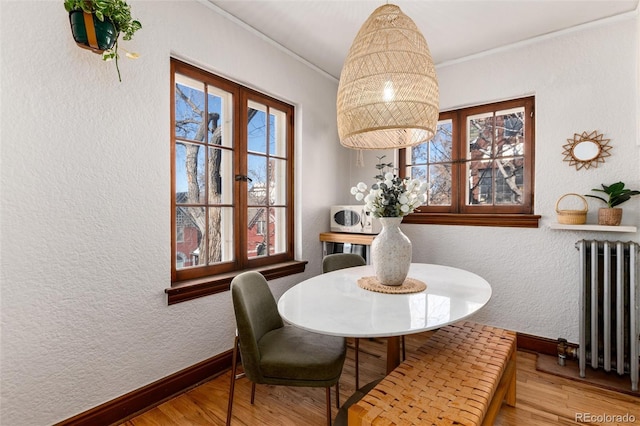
[0,1,349,424]
[352,14,640,342]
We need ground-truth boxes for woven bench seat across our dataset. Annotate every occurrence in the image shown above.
[348,321,517,426]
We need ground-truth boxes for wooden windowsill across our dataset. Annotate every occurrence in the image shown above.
[402,213,541,228]
[165,260,308,305]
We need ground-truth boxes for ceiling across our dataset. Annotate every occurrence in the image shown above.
[207,0,638,79]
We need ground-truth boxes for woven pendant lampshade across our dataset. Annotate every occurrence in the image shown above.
[337,4,439,150]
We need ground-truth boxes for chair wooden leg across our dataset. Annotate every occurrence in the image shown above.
[226,336,240,426]
[326,387,332,426]
[250,382,256,404]
[335,381,340,408]
[401,335,406,361]
[355,338,360,389]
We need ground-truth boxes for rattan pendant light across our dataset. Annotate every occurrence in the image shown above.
[337,3,439,150]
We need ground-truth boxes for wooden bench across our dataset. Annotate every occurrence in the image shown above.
[348,321,517,426]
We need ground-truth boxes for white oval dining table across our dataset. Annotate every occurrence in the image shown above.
[277,263,492,373]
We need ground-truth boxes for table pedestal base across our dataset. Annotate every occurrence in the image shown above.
[386,336,401,374]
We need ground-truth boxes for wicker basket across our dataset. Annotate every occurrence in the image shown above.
[555,193,588,224]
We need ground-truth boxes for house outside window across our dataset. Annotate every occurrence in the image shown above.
[256,220,266,236]
[400,96,539,228]
[168,59,304,304]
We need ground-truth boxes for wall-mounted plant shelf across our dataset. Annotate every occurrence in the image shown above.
[549,223,637,233]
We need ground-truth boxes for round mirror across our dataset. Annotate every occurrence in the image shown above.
[572,140,600,161]
[562,130,612,170]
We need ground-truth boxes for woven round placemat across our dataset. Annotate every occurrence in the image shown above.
[357,276,427,294]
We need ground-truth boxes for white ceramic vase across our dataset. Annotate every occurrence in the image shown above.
[371,217,412,286]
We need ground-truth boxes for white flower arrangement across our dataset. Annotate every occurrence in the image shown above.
[350,156,428,218]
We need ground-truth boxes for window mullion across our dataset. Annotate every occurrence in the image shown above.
[236,90,249,270]
[286,108,295,255]
[265,105,271,256]
[203,85,210,266]
[453,110,464,213]
[490,111,497,206]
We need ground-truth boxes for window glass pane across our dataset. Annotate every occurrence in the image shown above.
[410,165,427,181]
[409,166,427,207]
[208,207,234,264]
[207,85,233,148]
[406,119,453,207]
[175,206,205,269]
[175,142,205,204]
[270,108,287,158]
[495,107,524,158]
[248,207,267,258]
[467,159,493,205]
[270,207,287,255]
[270,158,287,206]
[175,75,204,142]
[495,157,524,205]
[207,147,233,205]
[411,143,427,165]
[248,154,268,206]
[429,120,453,163]
[248,101,267,154]
[467,112,493,161]
[429,164,452,206]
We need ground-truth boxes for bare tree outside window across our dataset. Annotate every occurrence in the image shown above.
[174,81,226,268]
[466,108,524,206]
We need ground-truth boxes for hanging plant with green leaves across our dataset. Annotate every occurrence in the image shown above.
[64,0,142,81]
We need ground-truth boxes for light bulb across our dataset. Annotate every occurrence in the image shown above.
[383,81,395,102]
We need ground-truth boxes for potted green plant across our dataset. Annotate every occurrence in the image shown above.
[585,181,640,225]
[64,0,142,81]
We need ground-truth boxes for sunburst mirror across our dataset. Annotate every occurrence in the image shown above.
[562,130,612,170]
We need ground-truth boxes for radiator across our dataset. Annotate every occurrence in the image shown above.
[576,240,639,391]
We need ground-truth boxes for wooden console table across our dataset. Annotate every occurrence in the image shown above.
[319,232,375,264]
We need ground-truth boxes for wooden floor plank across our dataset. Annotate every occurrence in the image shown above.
[121,333,640,425]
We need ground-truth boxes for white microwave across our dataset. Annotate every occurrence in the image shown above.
[330,205,382,234]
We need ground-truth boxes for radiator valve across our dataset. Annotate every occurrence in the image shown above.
[557,338,568,366]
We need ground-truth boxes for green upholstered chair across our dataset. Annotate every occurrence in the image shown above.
[321,253,405,390]
[322,253,367,274]
[226,271,347,426]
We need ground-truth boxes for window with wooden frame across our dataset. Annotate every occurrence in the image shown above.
[400,96,539,228]
[167,59,305,304]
